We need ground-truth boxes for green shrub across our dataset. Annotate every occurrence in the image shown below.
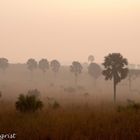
[16,93,43,113]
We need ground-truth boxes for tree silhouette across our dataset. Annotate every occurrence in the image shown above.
[39,59,49,74]
[50,60,60,76]
[88,55,94,63]
[88,63,102,86]
[0,58,9,72]
[102,53,128,103]
[27,58,37,80]
[70,61,83,85]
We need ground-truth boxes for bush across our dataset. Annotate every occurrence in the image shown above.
[16,92,43,113]
[52,101,60,109]
[47,97,60,109]
[117,99,140,112]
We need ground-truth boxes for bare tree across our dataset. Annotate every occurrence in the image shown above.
[70,61,83,85]
[102,53,128,103]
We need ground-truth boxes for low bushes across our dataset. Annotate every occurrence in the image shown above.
[16,90,43,113]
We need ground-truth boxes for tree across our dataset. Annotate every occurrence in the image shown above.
[88,63,102,86]
[70,61,83,85]
[50,60,60,76]
[26,58,37,79]
[0,58,9,72]
[15,90,43,113]
[102,53,128,103]
[39,59,49,74]
[88,55,94,63]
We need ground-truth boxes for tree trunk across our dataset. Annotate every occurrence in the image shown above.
[75,74,78,86]
[30,70,33,81]
[113,77,117,103]
[43,71,46,80]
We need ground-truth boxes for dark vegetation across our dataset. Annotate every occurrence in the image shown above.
[16,90,43,113]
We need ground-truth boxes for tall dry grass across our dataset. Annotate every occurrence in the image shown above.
[0,100,140,140]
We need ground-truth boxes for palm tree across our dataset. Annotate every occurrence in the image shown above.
[16,91,43,113]
[88,55,94,63]
[39,59,49,74]
[70,61,83,85]
[88,63,102,87]
[26,58,37,79]
[102,53,128,103]
[50,60,60,77]
[0,58,9,73]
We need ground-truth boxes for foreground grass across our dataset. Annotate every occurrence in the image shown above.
[0,101,140,140]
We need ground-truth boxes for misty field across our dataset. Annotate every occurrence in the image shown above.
[0,64,140,140]
[1,101,140,140]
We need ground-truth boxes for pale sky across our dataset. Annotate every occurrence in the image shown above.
[0,0,140,64]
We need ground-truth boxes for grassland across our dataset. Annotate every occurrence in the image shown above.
[0,64,140,140]
[0,100,140,140]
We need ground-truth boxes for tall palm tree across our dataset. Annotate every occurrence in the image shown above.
[70,61,83,85]
[50,60,60,77]
[39,59,49,74]
[102,53,128,103]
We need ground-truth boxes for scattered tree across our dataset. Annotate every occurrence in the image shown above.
[26,58,37,79]
[102,53,128,103]
[70,61,83,85]
[0,58,9,72]
[88,55,94,63]
[88,63,102,86]
[50,60,60,76]
[39,58,49,75]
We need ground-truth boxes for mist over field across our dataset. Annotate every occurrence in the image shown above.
[0,0,140,140]
[0,62,139,103]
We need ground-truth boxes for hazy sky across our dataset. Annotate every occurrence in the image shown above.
[0,0,140,64]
